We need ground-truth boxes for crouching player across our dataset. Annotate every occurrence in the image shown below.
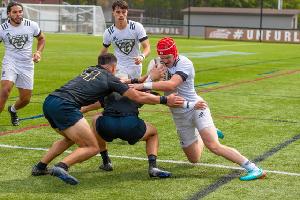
[81,91,172,178]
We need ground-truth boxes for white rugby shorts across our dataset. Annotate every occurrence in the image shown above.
[1,60,34,90]
[116,64,142,79]
[171,107,215,148]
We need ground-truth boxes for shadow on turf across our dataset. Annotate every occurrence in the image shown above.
[0,167,167,193]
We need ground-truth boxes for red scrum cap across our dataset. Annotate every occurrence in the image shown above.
[156,37,178,59]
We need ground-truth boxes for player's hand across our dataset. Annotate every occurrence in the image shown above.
[149,64,166,81]
[134,54,145,65]
[32,51,41,63]
[194,100,208,110]
[119,77,130,83]
[166,93,185,107]
[129,83,144,90]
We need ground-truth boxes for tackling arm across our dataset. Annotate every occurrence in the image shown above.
[80,101,102,114]
[123,88,184,107]
[131,74,183,92]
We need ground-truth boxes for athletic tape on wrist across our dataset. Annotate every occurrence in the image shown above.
[143,82,153,89]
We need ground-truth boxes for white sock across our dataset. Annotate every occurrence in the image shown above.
[241,160,259,172]
[10,105,17,113]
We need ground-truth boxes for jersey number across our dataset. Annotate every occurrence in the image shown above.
[81,70,100,81]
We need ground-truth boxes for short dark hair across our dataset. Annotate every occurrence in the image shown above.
[112,0,128,11]
[7,2,23,15]
[98,53,117,66]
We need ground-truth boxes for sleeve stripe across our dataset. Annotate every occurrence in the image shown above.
[34,30,42,37]
[175,71,188,82]
[139,36,148,42]
[1,23,8,30]
[103,43,110,48]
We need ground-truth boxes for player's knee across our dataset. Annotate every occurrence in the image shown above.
[91,115,98,127]
[206,143,222,156]
[146,123,158,136]
[0,88,11,99]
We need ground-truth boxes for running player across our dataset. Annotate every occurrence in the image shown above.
[100,0,150,79]
[87,91,172,178]
[0,2,45,126]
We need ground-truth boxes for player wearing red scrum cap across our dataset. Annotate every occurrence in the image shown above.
[131,37,266,181]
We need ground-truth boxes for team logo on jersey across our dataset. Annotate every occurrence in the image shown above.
[115,39,135,55]
[198,112,205,118]
[6,33,28,49]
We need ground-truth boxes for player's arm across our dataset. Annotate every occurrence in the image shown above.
[140,38,150,59]
[100,31,111,56]
[122,73,148,84]
[100,46,109,55]
[124,64,165,84]
[131,74,183,92]
[80,101,102,114]
[134,38,150,65]
[33,32,45,63]
[122,88,184,107]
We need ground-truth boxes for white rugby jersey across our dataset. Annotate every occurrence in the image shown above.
[103,20,148,68]
[165,55,202,113]
[0,18,41,64]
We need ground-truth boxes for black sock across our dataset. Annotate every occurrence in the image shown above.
[55,162,69,171]
[148,154,157,169]
[100,150,111,165]
[36,161,47,170]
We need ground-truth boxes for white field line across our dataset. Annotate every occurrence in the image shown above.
[1,143,299,177]
[196,43,258,49]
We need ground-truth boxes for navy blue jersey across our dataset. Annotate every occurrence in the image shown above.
[100,92,141,117]
[50,65,129,107]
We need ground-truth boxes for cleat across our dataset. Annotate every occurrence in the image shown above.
[149,167,172,178]
[31,165,49,176]
[99,162,113,171]
[217,129,224,139]
[50,166,79,185]
[240,168,266,181]
[8,105,19,126]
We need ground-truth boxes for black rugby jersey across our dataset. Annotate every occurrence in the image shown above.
[50,65,129,107]
[100,92,141,117]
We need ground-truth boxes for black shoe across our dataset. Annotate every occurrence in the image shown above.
[99,162,113,171]
[49,166,79,185]
[149,167,172,178]
[8,105,19,126]
[32,165,49,176]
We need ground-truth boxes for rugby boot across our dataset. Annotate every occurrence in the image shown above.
[149,167,172,178]
[99,162,113,171]
[240,168,266,181]
[8,105,19,126]
[50,166,79,185]
[31,165,49,176]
